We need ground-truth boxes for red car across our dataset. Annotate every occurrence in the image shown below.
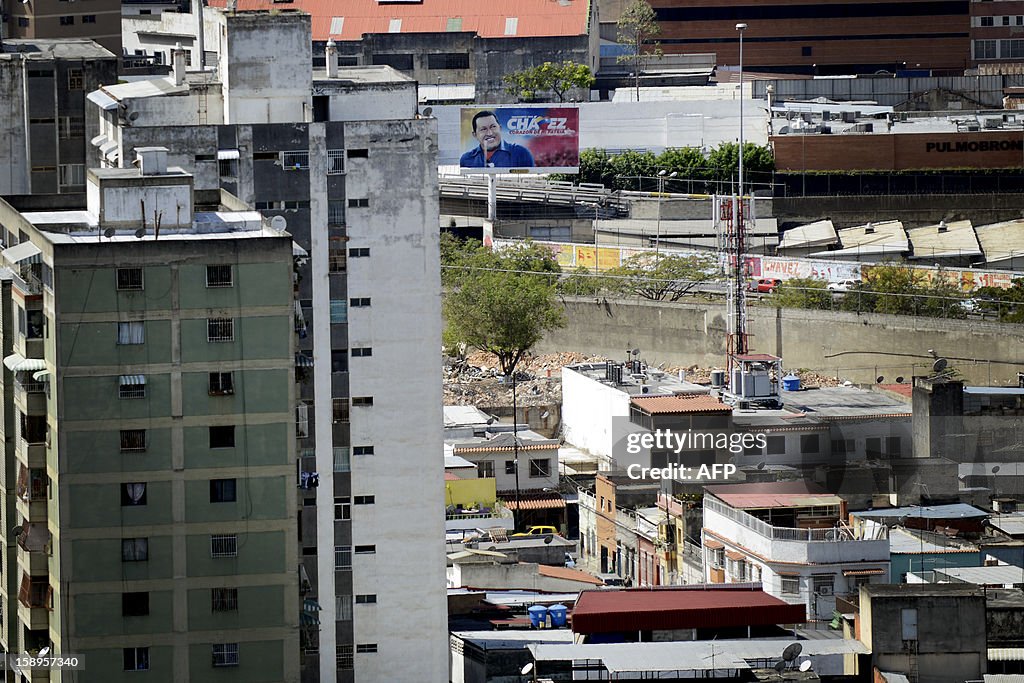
[748,278,783,293]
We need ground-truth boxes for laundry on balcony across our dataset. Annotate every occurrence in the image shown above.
[299,471,319,489]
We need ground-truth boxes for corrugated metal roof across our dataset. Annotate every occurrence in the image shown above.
[705,481,843,510]
[571,585,805,634]
[503,493,565,510]
[538,565,603,585]
[851,503,988,520]
[906,220,981,259]
[205,1,590,41]
[778,219,838,249]
[630,394,732,415]
[988,648,1024,663]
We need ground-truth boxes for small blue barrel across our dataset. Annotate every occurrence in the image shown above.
[782,374,801,391]
[548,604,568,628]
[528,605,548,628]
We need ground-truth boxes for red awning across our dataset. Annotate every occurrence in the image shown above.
[725,550,745,561]
[704,540,724,550]
[503,494,565,511]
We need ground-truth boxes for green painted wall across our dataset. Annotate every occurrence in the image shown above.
[185,531,286,577]
[187,640,285,683]
[183,424,290,469]
[184,477,289,523]
[63,428,172,474]
[56,267,174,314]
[61,374,172,422]
[185,585,287,631]
[177,264,292,310]
[67,537,174,582]
[179,316,290,364]
[58,321,173,367]
[181,369,291,416]
[76,645,174,683]
[73,590,174,637]
[67,481,173,528]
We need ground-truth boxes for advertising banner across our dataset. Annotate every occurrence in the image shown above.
[458,107,580,174]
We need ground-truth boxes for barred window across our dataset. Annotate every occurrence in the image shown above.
[120,429,147,452]
[209,372,234,395]
[337,645,354,670]
[211,588,238,612]
[67,68,83,89]
[118,375,146,400]
[206,265,233,288]
[116,268,144,291]
[281,151,310,170]
[212,643,239,667]
[207,318,234,342]
[327,150,345,174]
[211,534,237,558]
[329,238,347,273]
[328,200,345,225]
[332,398,350,423]
[335,545,351,569]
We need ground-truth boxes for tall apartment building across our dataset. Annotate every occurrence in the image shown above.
[0,39,118,196]
[2,0,122,59]
[0,147,300,681]
[87,10,447,682]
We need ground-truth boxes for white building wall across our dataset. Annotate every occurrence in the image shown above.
[345,118,447,682]
[561,367,629,459]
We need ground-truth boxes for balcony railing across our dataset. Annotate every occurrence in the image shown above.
[705,495,887,542]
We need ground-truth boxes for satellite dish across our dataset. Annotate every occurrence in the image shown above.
[774,660,787,673]
[543,535,553,544]
[631,348,640,356]
[756,461,766,471]
[486,546,497,552]
[10,526,22,537]
[104,228,116,238]
[134,228,146,239]
[876,376,885,384]
[782,642,803,662]
[540,411,549,419]
[38,647,50,657]
[799,660,813,672]
[270,215,287,231]
[521,662,534,675]
[422,106,433,117]
[932,358,948,373]
[895,376,905,384]
[128,112,140,121]
[992,465,1001,474]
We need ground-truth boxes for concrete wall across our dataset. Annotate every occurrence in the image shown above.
[774,192,1024,230]
[536,297,1024,385]
[561,367,628,458]
[447,562,594,592]
[0,57,29,196]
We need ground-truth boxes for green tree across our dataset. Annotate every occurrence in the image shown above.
[840,264,965,319]
[443,242,565,376]
[503,61,596,102]
[976,279,1024,322]
[607,150,658,190]
[606,252,717,301]
[770,277,833,310]
[706,142,776,188]
[558,266,607,297]
[617,0,663,100]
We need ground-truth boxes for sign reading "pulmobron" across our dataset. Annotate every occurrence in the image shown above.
[926,140,1024,153]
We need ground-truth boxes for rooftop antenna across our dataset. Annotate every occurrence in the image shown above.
[799,660,813,672]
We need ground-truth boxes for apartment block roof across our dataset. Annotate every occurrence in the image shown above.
[571,584,805,635]
[777,219,838,250]
[851,503,988,521]
[204,1,591,42]
[704,481,843,509]
[630,394,732,415]
[906,220,982,259]
[2,38,115,60]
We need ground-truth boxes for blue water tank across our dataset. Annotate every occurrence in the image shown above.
[782,374,801,391]
[548,604,568,627]
[528,605,548,628]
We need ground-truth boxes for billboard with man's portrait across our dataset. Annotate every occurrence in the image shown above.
[458,107,580,174]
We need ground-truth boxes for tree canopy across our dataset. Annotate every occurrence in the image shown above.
[770,277,833,310]
[605,253,718,301]
[839,264,965,318]
[617,0,662,99]
[503,61,596,102]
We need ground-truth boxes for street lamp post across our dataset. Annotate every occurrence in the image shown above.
[736,23,747,204]
[656,169,677,254]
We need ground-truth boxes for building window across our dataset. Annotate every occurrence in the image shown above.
[349,247,370,258]
[354,544,375,554]
[505,460,516,475]
[212,643,239,667]
[353,446,374,456]
[121,483,147,506]
[330,300,348,323]
[209,372,234,395]
[327,150,345,174]
[122,592,149,617]
[210,478,237,503]
[328,200,345,225]
[347,148,369,158]
[118,375,146,399]
[117,321,145,345]
[58,163,85,187]
[354,495,375,505]
[58,116,84,139]
[427,52,470,69]
[120,430,147,452]
[281,151,310,170]
[337,595,352,621]
[123,648,150,672]
[18,17,29,27]
[529,459,551,478]
[781,575,800,595]
[349,297,370,307]
[209,426,235,449]
[976,39,998,59]
[331,350,348,372]
[356,644,378,653]
[351,347,372,357]
[981,16,994,26]
[207,318,234,342]
[335,496,351,521]
[82,14,96,23]
[334,447,351,472]
[60,16,75,25]
[352,396,373,406]
[800,434,820,454]
[211,588,238,612]
[117,267,144,291]
[219,158,238,177]
[866,437,882,459]
[122,538,148,562]
[766,435,786,455]
[211,534,238,557]
[372,53,412,70]
[478,461,494,478]
[801,46,812,56]
[335,545,352,569]
[1004,15,1011,25]
[329,239,347,273]
[812,574,833,595]
[347,198,369,208]
[332,398,350,423]
[1002,38,1024,58]
[337,645,354,670]
[355,594,376,604]
[206,265,233,288]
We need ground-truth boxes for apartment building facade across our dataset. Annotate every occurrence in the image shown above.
[84,10,447,682]
[3,0,122,58]
[0,151,299,681]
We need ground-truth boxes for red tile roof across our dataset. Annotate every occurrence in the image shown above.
[571,585,806,634]
[502,492,566,510]
[704,481,843,509]
[444,472,461,481]
[205,2,591,42]
[537,565,604,585]
[878,383,913,399]
[630,394,731,415]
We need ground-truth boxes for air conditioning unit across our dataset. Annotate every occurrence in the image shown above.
[817,585,833,596]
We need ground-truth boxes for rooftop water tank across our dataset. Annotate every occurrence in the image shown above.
[548,604,568,628]
[528,605,549,628]
[782,374,801,391]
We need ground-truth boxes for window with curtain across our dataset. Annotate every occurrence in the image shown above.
[121,482,147,506]
[117,321,145,345]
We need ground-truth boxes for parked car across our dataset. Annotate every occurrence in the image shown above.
[827,279,859,293]
[511,525,559,537]
[748,278,783,294]
[960,296,997,314]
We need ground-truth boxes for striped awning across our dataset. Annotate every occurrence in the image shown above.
[119,375,146,386]
[2,241,41,265]
[989,647,1024,661]
[3,354,46,373]
[217,149,240,160]
[32,370,50,382]
[90,133,108,148]
[295,353,314,368]
[842,568,886,577]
